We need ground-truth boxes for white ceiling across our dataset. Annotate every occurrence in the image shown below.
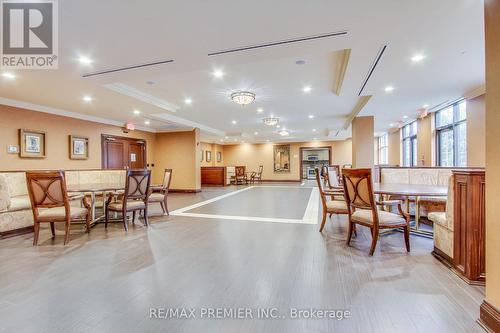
[0,0,485,143]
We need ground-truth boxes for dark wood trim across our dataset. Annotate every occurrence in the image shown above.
[478,300,500,333]
[299,146,332,180]
[0,226,34,239]
[432,246,453,267]
[169,189,201,193]
[201,167,226,186]
[101,134,148,169]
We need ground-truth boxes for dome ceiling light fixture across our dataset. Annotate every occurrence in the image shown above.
[279,129,290,136]
[263,117,280,126]
[231,91,256,106]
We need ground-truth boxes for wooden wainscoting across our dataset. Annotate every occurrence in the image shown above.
[479,300,500,333]
[201,167,226,186]
[453,169,486,285]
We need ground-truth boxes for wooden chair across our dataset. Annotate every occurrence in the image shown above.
[231,166,248,185]
[342,168,410,256]
[253,165,263,184]
[148,169,172,215]
[105,169,151,231]
[26,171,91,246]
[326,165,342,189]
[315,168,348,233]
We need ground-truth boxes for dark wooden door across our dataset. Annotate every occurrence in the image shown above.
[129,142,146,169]
[102,135,147,169]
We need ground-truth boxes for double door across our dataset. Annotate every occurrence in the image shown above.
[101,135,147,169]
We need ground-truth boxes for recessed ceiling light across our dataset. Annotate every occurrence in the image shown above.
[308,114,314,119]
[184,98,192,105]
[276,125,281,128]
[411,54,426,63]
[303,86,312,93]
[257,108,264,113]
[312,128,317,132]
[133,110,141,115]
[423,104,430,108]
[279,129,289,136]
[144,120,150,125]
[77,56,93,65]
[231,120,237,125]
[82,95,93,103]
[403,115,408,119]
[213,69,224,78]
[384,86,395,93]
[224,136,229,139]
[254,132,258,135]
[266,139,270,142]
[1,72,16,80]
[389,123,395,127]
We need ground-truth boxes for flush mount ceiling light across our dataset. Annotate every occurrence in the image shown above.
[257,108,264,113]
[279,129,290,136]
[308,114,314,119]
[263,117,279,126]
[133,110,141,115]
[82,95,93,103]
[144,120,150,125]
[184,98,193,105]
[213,69,224,78]
[77,56,93,65]
[231,91,255,106]
[384,86,395,93]
[303,86,312,93]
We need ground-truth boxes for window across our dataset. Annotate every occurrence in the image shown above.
[402,121,418,166]
[378,134,388,164]
[436,101,467,166]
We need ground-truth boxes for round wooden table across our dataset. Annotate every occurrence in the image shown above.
[373,183,448,236]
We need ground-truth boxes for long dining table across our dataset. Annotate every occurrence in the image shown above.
[373,182,448,236]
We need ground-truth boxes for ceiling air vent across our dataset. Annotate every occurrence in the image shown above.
[82,59,174,78]
[208,30,348,56]
[358,45,387,96]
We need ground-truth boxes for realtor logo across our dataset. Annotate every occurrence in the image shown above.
[1,0,58,69]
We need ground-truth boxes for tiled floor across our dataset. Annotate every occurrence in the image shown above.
[0,183,485,333]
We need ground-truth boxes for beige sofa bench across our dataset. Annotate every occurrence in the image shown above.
[0,170,125,237]
[428,174,454,260]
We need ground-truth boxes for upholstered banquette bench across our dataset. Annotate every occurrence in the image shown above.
[0,170,125,237]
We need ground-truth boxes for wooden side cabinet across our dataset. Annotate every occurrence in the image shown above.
[452,169,486,285]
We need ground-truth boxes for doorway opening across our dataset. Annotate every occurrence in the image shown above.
[299,147,332,180]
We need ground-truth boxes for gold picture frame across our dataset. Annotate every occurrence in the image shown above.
[206,151,212,162]
[217,151,222,162]
[273,144,291,173]
[69,135,89,160]
[19,129,46,158]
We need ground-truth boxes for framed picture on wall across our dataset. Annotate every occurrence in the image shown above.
[206,151,212,162]
[217,151,222,162]
[273,144,291,173]
[69,135,89,160]
[19,129,46,158]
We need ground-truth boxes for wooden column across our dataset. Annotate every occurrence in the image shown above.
[452,169,486,285]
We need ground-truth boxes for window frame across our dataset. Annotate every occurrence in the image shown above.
[378,134,388,165]
[435,101,467,167]
[402,121,418,167]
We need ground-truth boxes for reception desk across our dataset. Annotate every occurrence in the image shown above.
[201,167,226,186]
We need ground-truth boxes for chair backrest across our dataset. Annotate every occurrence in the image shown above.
[235,166,245,177]
[124,169,151,201]
[257,165,263,176]
[162,169,173,191]
[26,171,70,219]
[342,168,376,214]
[327,165,341,188]
[314,168,328,207]
[343,164,353,169]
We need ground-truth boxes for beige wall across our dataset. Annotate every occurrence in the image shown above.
[0,104,157,176]
[485,0,500,312]
[388,130,401,166]
[417,114,432,166]
[223,140,352,181]
[155,130,200,190]
[200,142,224,167]
[467,94,486,167]
[351,116,374,168]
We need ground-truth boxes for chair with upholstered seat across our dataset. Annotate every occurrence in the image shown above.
[252,165,263,184]
[326,165,342,189]
[105,169,151,231]
[26,171,91,246]
[342,168,410,256]
[315,168,348,232]
[148,169,172,215]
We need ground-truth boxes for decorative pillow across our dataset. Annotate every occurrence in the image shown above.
[0,175,11,211]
